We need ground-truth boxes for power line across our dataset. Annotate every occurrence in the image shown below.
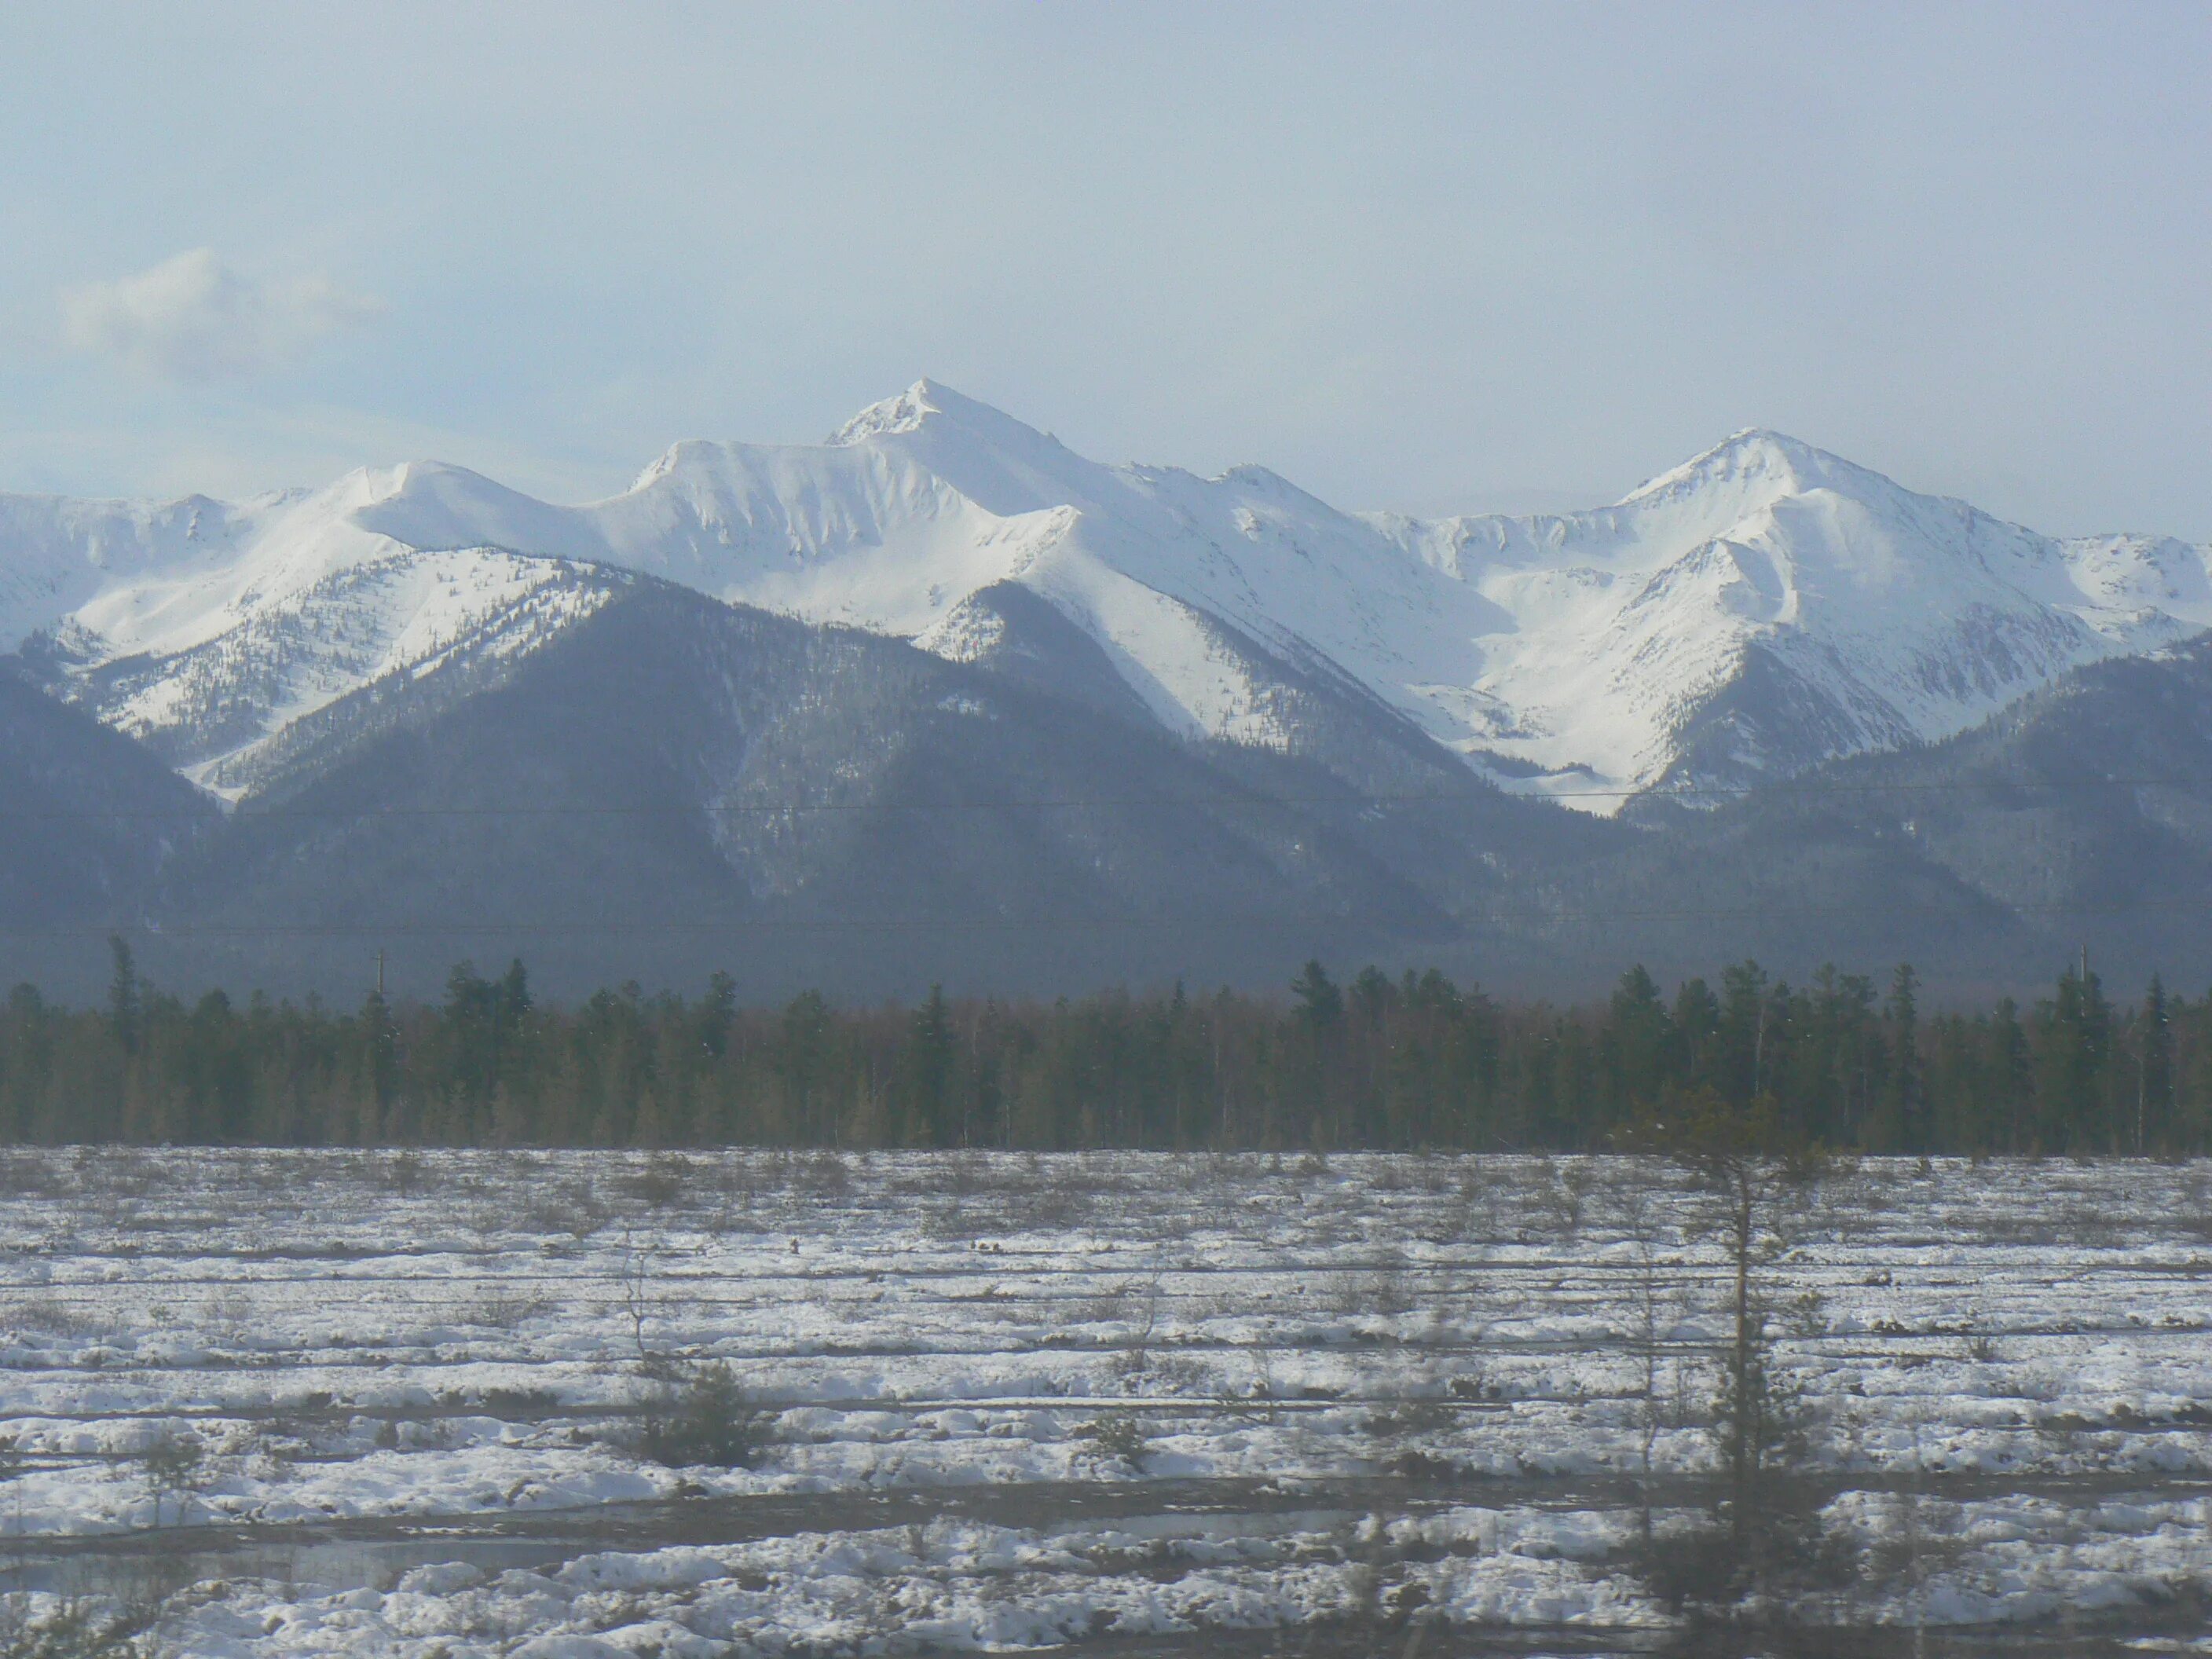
[0,891,2201,941]
[8,770,2212,822]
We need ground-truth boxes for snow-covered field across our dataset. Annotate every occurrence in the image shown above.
[2,1149,2209,1655]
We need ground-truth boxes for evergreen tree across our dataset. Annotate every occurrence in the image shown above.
[107,935,141,1057]
[0,957,2201,1156]
[2139,975,2174,1153]
[1605,965,1675,1119]
[1987,997,2031,1151]
[1280,960,1342,1147]
[776,990,835,1143]
[700,971,737,1060]
[968,999,1006,1148]
[1716,961,1770,1108]
[361,984,399,1139]
[500,958,532,1020]
[1672,976,1721,1094]
[1349,965,1392,1028]
[1881,964,1924,1152]
[1290,960,1343,1030]
[2034,964,2111,1151]
[902,984,957,1146]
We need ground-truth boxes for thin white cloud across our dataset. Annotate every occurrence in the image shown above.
[60,248,383,383]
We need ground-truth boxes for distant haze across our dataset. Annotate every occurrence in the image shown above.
[2,2,2207,539]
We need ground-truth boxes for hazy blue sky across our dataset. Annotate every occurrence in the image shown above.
[3,2,2207,534]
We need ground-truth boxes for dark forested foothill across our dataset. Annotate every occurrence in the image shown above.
[0,944,2199,1154]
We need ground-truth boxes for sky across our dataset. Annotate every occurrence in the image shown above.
[2,2,2207,537]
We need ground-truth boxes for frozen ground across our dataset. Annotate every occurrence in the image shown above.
[1,1149,2208,1655]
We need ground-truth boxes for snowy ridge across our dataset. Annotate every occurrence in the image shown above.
[1371,429,2212,799]
[19,535,617,791]
[4,390,2209,808]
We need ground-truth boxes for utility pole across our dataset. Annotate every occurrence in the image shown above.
[375,950,386,998]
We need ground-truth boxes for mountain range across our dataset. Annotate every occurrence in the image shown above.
[5,383,2210,1002]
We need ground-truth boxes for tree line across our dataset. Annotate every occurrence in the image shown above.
[0,940,2198,1153]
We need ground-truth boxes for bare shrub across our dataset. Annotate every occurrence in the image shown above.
[137,1434,204,1527]
[372,1416,456,1451]
[0,1594,163,1659]
[73,1149,156,1202]
[1137,1354,1214,1394]
[1453,1163,1504,1242]
[249,1423,312,1474]
[1363,1380,1457,1439]
[1447,1369,1501,1402]
[1782,1288,1828,1339]
[522,1177,607,1238]
[618,1158,690,1210]
[0,1154,63,1197]
[9,1299,97,1337]
[1369,1261,1415,1317]
[703,1202,767,1237]
[920,1204,972,1242]
[1534,1159,1596,1239]
[464,1287,550,1330]
[2057,1204,2124,1250]
[1632,1518,1752,1613]
[375,1150,430,1196]
[1107,1272,1166,1375]
[1321,1258,1414,1320]
[999,1171,1095,1231]
[1073,1296,1125,1331]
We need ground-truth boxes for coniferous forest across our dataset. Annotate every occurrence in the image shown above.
[0,940,2199,1154]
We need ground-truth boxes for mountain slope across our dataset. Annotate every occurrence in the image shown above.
[0,666,218,964]
[15,572,2212,1000]
[10,386,2205,811]
[134,583,1611,1000]
[1375,431,2212,801]
[18,550,621,790]
[1543,631,2212,987]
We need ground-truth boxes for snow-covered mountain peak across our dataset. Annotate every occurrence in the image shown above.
[815,382,1102,511]
[1610,429,2028,577]
[1212,463,1319,502]
[628,438,733,493]
[1622,427,1877,511]
[824,377,1067,452]
[308,461,408,511]
[350,459,587,559]
[827,379,947,445]
[8,392,2212,819]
